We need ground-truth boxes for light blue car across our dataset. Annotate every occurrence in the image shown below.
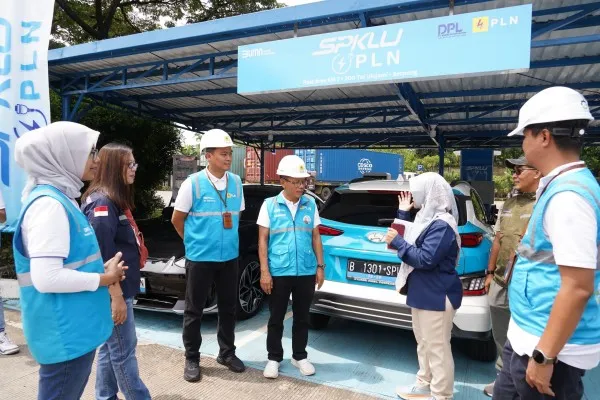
[309,179,496,361]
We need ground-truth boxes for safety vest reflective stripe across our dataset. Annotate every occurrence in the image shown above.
[517,244,555,264]
[188,211,240,217]
[270,227,313,235]
[16,250,103,288]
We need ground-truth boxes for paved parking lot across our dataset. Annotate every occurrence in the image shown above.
[2,300,600,399]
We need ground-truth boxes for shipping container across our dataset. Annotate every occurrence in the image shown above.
[198,146,246,179]
[245,148,294,183]
[171,155,198,202]
[294,149,404,200]
[295,149,404,182]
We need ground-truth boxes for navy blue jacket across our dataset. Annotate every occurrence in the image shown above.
[81,192,141,299]
[391,210,462,312]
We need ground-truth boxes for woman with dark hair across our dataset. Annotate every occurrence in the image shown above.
[81,142,151,400]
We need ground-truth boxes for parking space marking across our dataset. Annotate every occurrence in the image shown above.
[236,310,293,349]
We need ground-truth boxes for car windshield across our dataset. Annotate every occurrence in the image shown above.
[321,189,467,227]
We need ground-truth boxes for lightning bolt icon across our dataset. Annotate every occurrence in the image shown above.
[337,58,346,70]
[477,19,484,28]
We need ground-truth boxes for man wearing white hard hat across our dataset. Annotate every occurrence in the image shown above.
[494,87,600,399]
[257,155,325,379]
[172,129,246,382]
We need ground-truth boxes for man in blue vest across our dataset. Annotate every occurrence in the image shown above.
[171,129,245,382]
[257,155,324,379]
[493,86,600,399]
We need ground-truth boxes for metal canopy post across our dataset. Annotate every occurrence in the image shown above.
[61,95,71,121]
[260,139,265,185]
[438,134,446,176]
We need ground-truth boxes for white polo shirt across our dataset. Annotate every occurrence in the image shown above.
[175,169,245,213]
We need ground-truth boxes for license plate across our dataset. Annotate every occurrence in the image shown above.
[346,259,400,286]
[140,277,146,294]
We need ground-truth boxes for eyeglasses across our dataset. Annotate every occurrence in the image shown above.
[283,178,307,187]
[89,148,99,160]
[514,167,536,175]
[128,162,139,171]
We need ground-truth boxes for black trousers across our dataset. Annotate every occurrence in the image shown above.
[267,275,316,362]
[493,340,585,400]
[183,258,238,361]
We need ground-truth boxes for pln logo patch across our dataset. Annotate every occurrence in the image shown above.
[227,193,237,198]
[472,16,489,33]
[303,215,312,225]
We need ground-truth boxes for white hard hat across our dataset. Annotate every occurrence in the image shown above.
[276,155,310,178]
[508,86,594,137]
[200,129,235,152]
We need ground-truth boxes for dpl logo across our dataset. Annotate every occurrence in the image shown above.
[438,22,464,38]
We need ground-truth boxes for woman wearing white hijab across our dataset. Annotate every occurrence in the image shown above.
[385,172,462,400]
[12,121,127,400]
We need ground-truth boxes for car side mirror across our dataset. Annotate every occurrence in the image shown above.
[162,206,174,221]
[487,205,498,226]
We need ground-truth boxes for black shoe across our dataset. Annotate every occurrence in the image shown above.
[184,359,201,382]
[217,354,246,373]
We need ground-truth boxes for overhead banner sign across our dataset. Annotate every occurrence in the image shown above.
[0,1,54,231]
[238,4,532,95]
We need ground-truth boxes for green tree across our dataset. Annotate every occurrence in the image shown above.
[181,144,200,157]
[50,92,181,218]
[52,0,281,45]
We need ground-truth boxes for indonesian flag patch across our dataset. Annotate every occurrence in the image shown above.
[94,206,109,217]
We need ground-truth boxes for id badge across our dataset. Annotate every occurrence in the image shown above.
[222,212,233,229]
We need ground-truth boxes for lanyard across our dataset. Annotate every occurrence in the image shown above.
[537,162,586,201]
[207,170,228,208]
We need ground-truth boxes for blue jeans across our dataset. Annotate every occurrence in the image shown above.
[0,296,5,332]
[39,349,96,400]
[96,297,150,400]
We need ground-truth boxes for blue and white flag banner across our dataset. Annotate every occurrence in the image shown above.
[0,1,54,232]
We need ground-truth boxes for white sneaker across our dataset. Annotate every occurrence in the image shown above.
[0,331,19,355]
[291,358,315,376]
[395,384,431,399]
[263,360,280,379]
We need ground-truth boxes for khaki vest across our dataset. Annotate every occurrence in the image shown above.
[494,192,536,286]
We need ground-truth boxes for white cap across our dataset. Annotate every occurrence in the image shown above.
[276,155,310,178]
[508,86,594,137]
[200,129,235,152]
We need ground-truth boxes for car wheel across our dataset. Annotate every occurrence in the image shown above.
[308,312,330,330]
[237,255,264,320]
[465,337,497,362]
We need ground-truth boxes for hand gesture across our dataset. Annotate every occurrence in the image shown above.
[526,359,555,397]
[111,295,127,325]
[398,191,414,212]
[104,252,128,285]
[484,273,493,293]
[316,267,324,290]
[260,270,273,295]
[385,228,399,245]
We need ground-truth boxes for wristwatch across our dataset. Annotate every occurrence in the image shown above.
[532,348,557,365]
[486,269,495,276]
[317,264,326,270]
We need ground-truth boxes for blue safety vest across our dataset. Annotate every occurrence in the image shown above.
[12,185,112,364]
[184,170,243,262]
[266,192,317,277]
[509,168,600,345]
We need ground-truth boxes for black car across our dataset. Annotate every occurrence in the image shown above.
[134,184,323,320]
